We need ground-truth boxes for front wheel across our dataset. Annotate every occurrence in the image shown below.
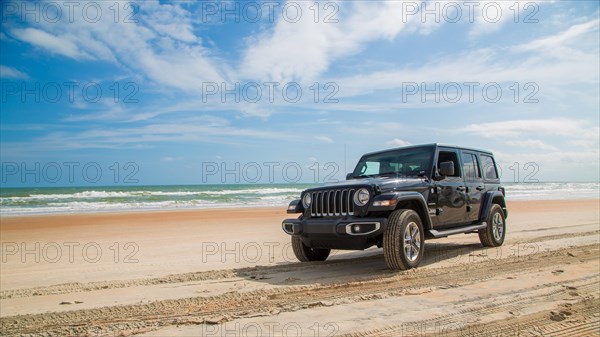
[291,236,330,262]
[383,209,425,270]
[479,204,506,247]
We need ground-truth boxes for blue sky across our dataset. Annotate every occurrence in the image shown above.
[1,0,599,186]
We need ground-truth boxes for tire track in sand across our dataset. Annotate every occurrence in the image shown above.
[1,244,598,336]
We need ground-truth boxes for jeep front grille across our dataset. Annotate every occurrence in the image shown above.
[310,189,355,217]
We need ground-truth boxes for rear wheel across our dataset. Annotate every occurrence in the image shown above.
[383,209,425,270]
[479,204,506,247]
[291,236,330,262]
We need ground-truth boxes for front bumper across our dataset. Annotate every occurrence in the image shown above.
[282,217,388,250]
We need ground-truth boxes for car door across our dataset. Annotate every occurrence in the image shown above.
[434,149,468,227]
[461,151,484,223]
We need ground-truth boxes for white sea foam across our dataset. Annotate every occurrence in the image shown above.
[0,187,304,203]
[0,183,597,216]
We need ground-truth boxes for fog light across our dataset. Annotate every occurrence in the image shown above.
[346,222,380,235]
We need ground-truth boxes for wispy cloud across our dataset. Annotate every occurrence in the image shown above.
[332,19,599,102]
[0,65,29,79]
[315,136,334,143]
[504,139,558,152]
[10,2,225,92]
[461,119,597,140]
[1,118,296,153]
[12,28,91,60]
[468,1,543,37]
[239,1,443,83]
[387,139,411,147]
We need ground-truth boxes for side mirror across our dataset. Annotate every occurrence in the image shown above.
[346,173,353,180]
[438,161,455,177]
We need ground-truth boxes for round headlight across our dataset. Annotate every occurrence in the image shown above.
[302,193,312,208]
[353,188,370,206]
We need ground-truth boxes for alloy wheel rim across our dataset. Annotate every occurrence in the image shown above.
[492,212,504,241]
[404,222,421,262]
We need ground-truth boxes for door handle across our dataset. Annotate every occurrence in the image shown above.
[456,186,466,192]
[476,186,485,191]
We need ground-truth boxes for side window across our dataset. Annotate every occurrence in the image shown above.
[480,155,498,180]
[462,153,481,181]
[437,151,461,177]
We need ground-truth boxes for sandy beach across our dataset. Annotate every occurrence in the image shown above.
[1,199,599,336]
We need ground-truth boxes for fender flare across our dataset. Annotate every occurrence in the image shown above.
[370,192,433,229]
[479,191,507,221]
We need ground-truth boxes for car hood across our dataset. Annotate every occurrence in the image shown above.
[306,176,429,193]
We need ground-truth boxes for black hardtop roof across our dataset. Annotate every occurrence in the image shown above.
[362,143,494,157]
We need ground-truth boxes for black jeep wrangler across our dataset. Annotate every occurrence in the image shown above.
[283,143,507,270]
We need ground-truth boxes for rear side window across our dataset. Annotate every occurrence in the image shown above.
[480,155,498,180]
[462,153,481,181]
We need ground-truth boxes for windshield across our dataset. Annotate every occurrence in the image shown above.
[350,146,434,179]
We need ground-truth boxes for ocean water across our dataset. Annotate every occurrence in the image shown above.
[0,182,598,216]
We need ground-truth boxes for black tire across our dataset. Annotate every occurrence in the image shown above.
[479,204,506,247]
[291,236,330,262]
[383,209,425,270]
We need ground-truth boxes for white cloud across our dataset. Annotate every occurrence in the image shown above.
[162,156,183,162]
[386,139,412,147]
[239,1,439,83]
[468,1,542,37]
[315,136,334,143]
[143,1,198,43]
[0,65,28,79]
[10,2,224,93]
[461,119,599,163]
[11,28,90,60]
[460,119,596,139]
[492,149,599,182]
[332,19,599,101]
[504,139,558,151]
[512,20,598,53]
[26,120,294,151]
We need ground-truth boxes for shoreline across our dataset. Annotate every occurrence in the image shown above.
[0,204,286,219]
[2,181,598,217]
[1,198,598,219]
